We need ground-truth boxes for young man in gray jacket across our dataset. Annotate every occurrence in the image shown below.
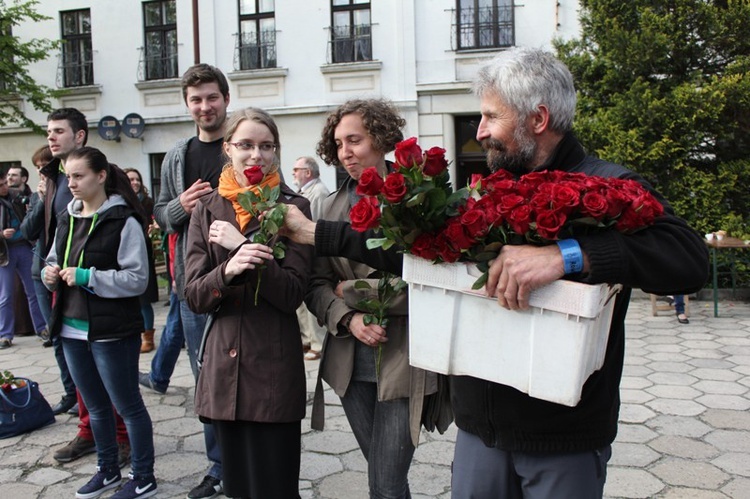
[151,63,230,499]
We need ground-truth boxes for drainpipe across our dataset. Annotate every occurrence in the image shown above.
[192,0,200,63]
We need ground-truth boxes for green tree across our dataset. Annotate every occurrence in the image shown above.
[556,0,750,239]
[0,0,61,131]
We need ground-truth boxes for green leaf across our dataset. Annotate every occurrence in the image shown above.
[354,280,373,290]
[366,238,389,249]
[474,251,498,262]
[362,314,374,326]
[272,246,285,259]
[471,271,489,290]
[406,192,427,208]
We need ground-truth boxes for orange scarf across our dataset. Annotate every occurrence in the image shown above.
[217,166,281,232]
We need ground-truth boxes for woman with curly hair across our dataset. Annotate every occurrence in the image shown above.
[306,99,439,498]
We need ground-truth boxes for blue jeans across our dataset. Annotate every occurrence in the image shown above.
[62,335,154,476]
[452,429,611,499]
[179,299,222,480]
[0,243,46,339]
[32,278,75,396]
[340,380,414,498]
[674,294,685,315]
[149,291,184,390]
[32,278,51,324]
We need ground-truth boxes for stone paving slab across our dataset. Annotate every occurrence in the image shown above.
[1,298,749,498]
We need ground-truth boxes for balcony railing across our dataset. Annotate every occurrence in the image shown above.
[453,5,514,51]
[56,53,94,88]
[328,24,372,64]
[234,30,277,71]
[137,48,178,81]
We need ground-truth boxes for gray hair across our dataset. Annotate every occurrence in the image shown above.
[473,47,577,133]
[296,156,320,178]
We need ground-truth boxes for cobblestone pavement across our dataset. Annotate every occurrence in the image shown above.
[1,297,749,498]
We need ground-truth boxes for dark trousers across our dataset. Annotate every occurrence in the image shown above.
[213,419,301,499]
[452,429,611,499]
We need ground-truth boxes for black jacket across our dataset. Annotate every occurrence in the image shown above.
[48,204,144,341]
[450,133,709,452]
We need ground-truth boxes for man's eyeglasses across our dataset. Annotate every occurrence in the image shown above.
[229,142,276,153]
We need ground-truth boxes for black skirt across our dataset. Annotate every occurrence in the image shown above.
[212,419,302,499]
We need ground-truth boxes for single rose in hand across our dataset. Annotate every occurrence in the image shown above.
[356,167,385,196]
[394,137,423,168]
[350,196,381,232]
[243,166,264,185]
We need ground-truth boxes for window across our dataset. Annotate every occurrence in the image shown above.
[236,0,276,70]
[455,0,514,50]
[330,0,371,63]
[149,153,165,200]
[454,116,489,188]
[60,9,93,87]
[142,0,177,80]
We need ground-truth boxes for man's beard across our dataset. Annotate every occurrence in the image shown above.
[198,110,226,133]
[482,127,537,176]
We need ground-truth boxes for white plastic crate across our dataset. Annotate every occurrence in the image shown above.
[402,254,621,406]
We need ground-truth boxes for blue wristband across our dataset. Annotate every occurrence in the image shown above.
[556,239,583,275]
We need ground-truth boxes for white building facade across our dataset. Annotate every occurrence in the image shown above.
[0,0,580,196]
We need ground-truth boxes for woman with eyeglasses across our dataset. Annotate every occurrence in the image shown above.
[183,107,313,498]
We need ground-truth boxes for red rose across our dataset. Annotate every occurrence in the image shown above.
[394,137,423,169]
[551,184,580,213]
[476,196,503,225]
[470,174,483,189]
[603,188,630,218]
[614,208,644,232]
[460,209,489,238]
[529,186,553,212]
[535,209,567,240]
[411,232,439,261]
[444,219,475,250]
[435,232,461,263]
[630,192,664,224]
[507,204,533,234]
[483,169,514,191]
[382,172,408,203]
[356,167,385,196]
[243,166,264,185]
[581,191,609,220]
[350,196,381,232]
[497,194,525,215]
[423,147,448,176]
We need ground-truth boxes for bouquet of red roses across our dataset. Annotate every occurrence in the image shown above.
[351,138,664,288]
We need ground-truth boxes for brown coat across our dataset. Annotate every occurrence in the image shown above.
[184,184,313,422]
